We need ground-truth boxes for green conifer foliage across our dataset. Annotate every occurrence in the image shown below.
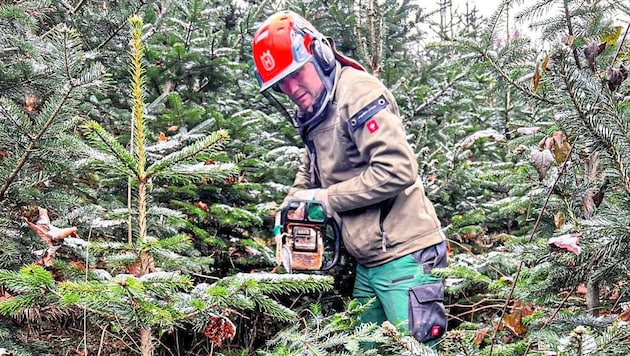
[0,5,109,270]
[0,4,110,354]
[129,0,294,274]
[0,11,335,355]
[421,0,630,354]
[3,0,630,354]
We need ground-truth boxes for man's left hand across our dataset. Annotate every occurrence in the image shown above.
[293,188,330,212]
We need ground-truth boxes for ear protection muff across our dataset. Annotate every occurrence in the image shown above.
[268,37,335,93]
[311,38,336,75]
[293,19,336,75]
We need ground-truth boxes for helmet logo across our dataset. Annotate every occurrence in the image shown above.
[260,50,275,72]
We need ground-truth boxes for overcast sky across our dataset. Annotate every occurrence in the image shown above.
[428,0,525,25]
[424,0,537,40]
[446,0,499,17]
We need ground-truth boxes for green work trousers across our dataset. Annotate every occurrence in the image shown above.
[353,241,447,343]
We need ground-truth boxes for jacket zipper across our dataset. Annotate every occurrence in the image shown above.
[379,197,396,252]
[381,230,387,252]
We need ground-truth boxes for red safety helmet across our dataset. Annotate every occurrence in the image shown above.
[252,11,328,92]
[252,11,366,129]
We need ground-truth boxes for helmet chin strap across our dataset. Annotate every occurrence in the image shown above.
[261,90,294,125]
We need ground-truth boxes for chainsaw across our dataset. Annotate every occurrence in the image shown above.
[274,199,341,273]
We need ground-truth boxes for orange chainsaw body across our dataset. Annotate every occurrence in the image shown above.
[275,199,340,272]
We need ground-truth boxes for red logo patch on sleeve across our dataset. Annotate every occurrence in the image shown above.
[366,119,379,133]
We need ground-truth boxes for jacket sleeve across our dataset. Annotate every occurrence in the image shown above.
[287,149,315,196]
[327,77,418,212]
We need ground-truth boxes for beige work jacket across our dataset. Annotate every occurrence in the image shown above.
[288,63,445,267]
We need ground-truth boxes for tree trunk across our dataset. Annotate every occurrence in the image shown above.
[586,279,599,316]
[140,327,153,356]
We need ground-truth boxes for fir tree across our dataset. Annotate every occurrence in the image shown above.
[0,13,335,355]
[429,0,630,354]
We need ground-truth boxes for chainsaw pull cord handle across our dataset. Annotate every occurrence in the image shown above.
[274,211,296,273]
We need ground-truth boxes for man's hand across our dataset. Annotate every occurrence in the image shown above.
[293,188,328,203]
[293,189,331,215]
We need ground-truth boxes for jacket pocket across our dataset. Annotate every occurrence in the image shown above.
[408,282,447,343]
[339,206,382,260]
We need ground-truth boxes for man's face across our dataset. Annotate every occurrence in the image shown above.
[277,61,324,112]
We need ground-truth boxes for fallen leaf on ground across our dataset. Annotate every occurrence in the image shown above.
[502,310,528,337]
[548,233,582,255]
[474,326,489,344]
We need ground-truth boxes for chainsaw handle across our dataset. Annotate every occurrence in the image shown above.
[321,219,341,271]
[282,199,328,224]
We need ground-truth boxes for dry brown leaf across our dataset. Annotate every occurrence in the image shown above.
[608,288,620,301]
[616,308,630,321]
[203,314,236,347]
[0,290,12,302]
[473,326,489,345]
[224,175,237,185]
[69,261,87,272]
[548,233,582,255]
[577,284,588,295]
[47,225,78,242]
[554,211,566,228]
[582,191,597,216]
[529,148,556,179]
[158,132,168,142]
[520,304,534,318]
[26,220,53,247]
[541,54,550,71]
[544,137,555,150]
[533,63,541,93]
[38,247,59,268]
[502,310,528,337]
[563,35,575,47]
[554,141,571,164]
[551,131,564,146]
[36,207,51,225]
[512,299,535,318]
[538,136,547,148]
[194,201,209,212]
[550,131,571,163]
[127,260,143,277]
[24,93,40,113]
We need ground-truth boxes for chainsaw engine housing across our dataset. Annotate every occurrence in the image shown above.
[275,199,341,272]
[285,222,323,270]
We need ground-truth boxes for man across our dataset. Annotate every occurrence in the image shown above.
[252,10,448,344]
